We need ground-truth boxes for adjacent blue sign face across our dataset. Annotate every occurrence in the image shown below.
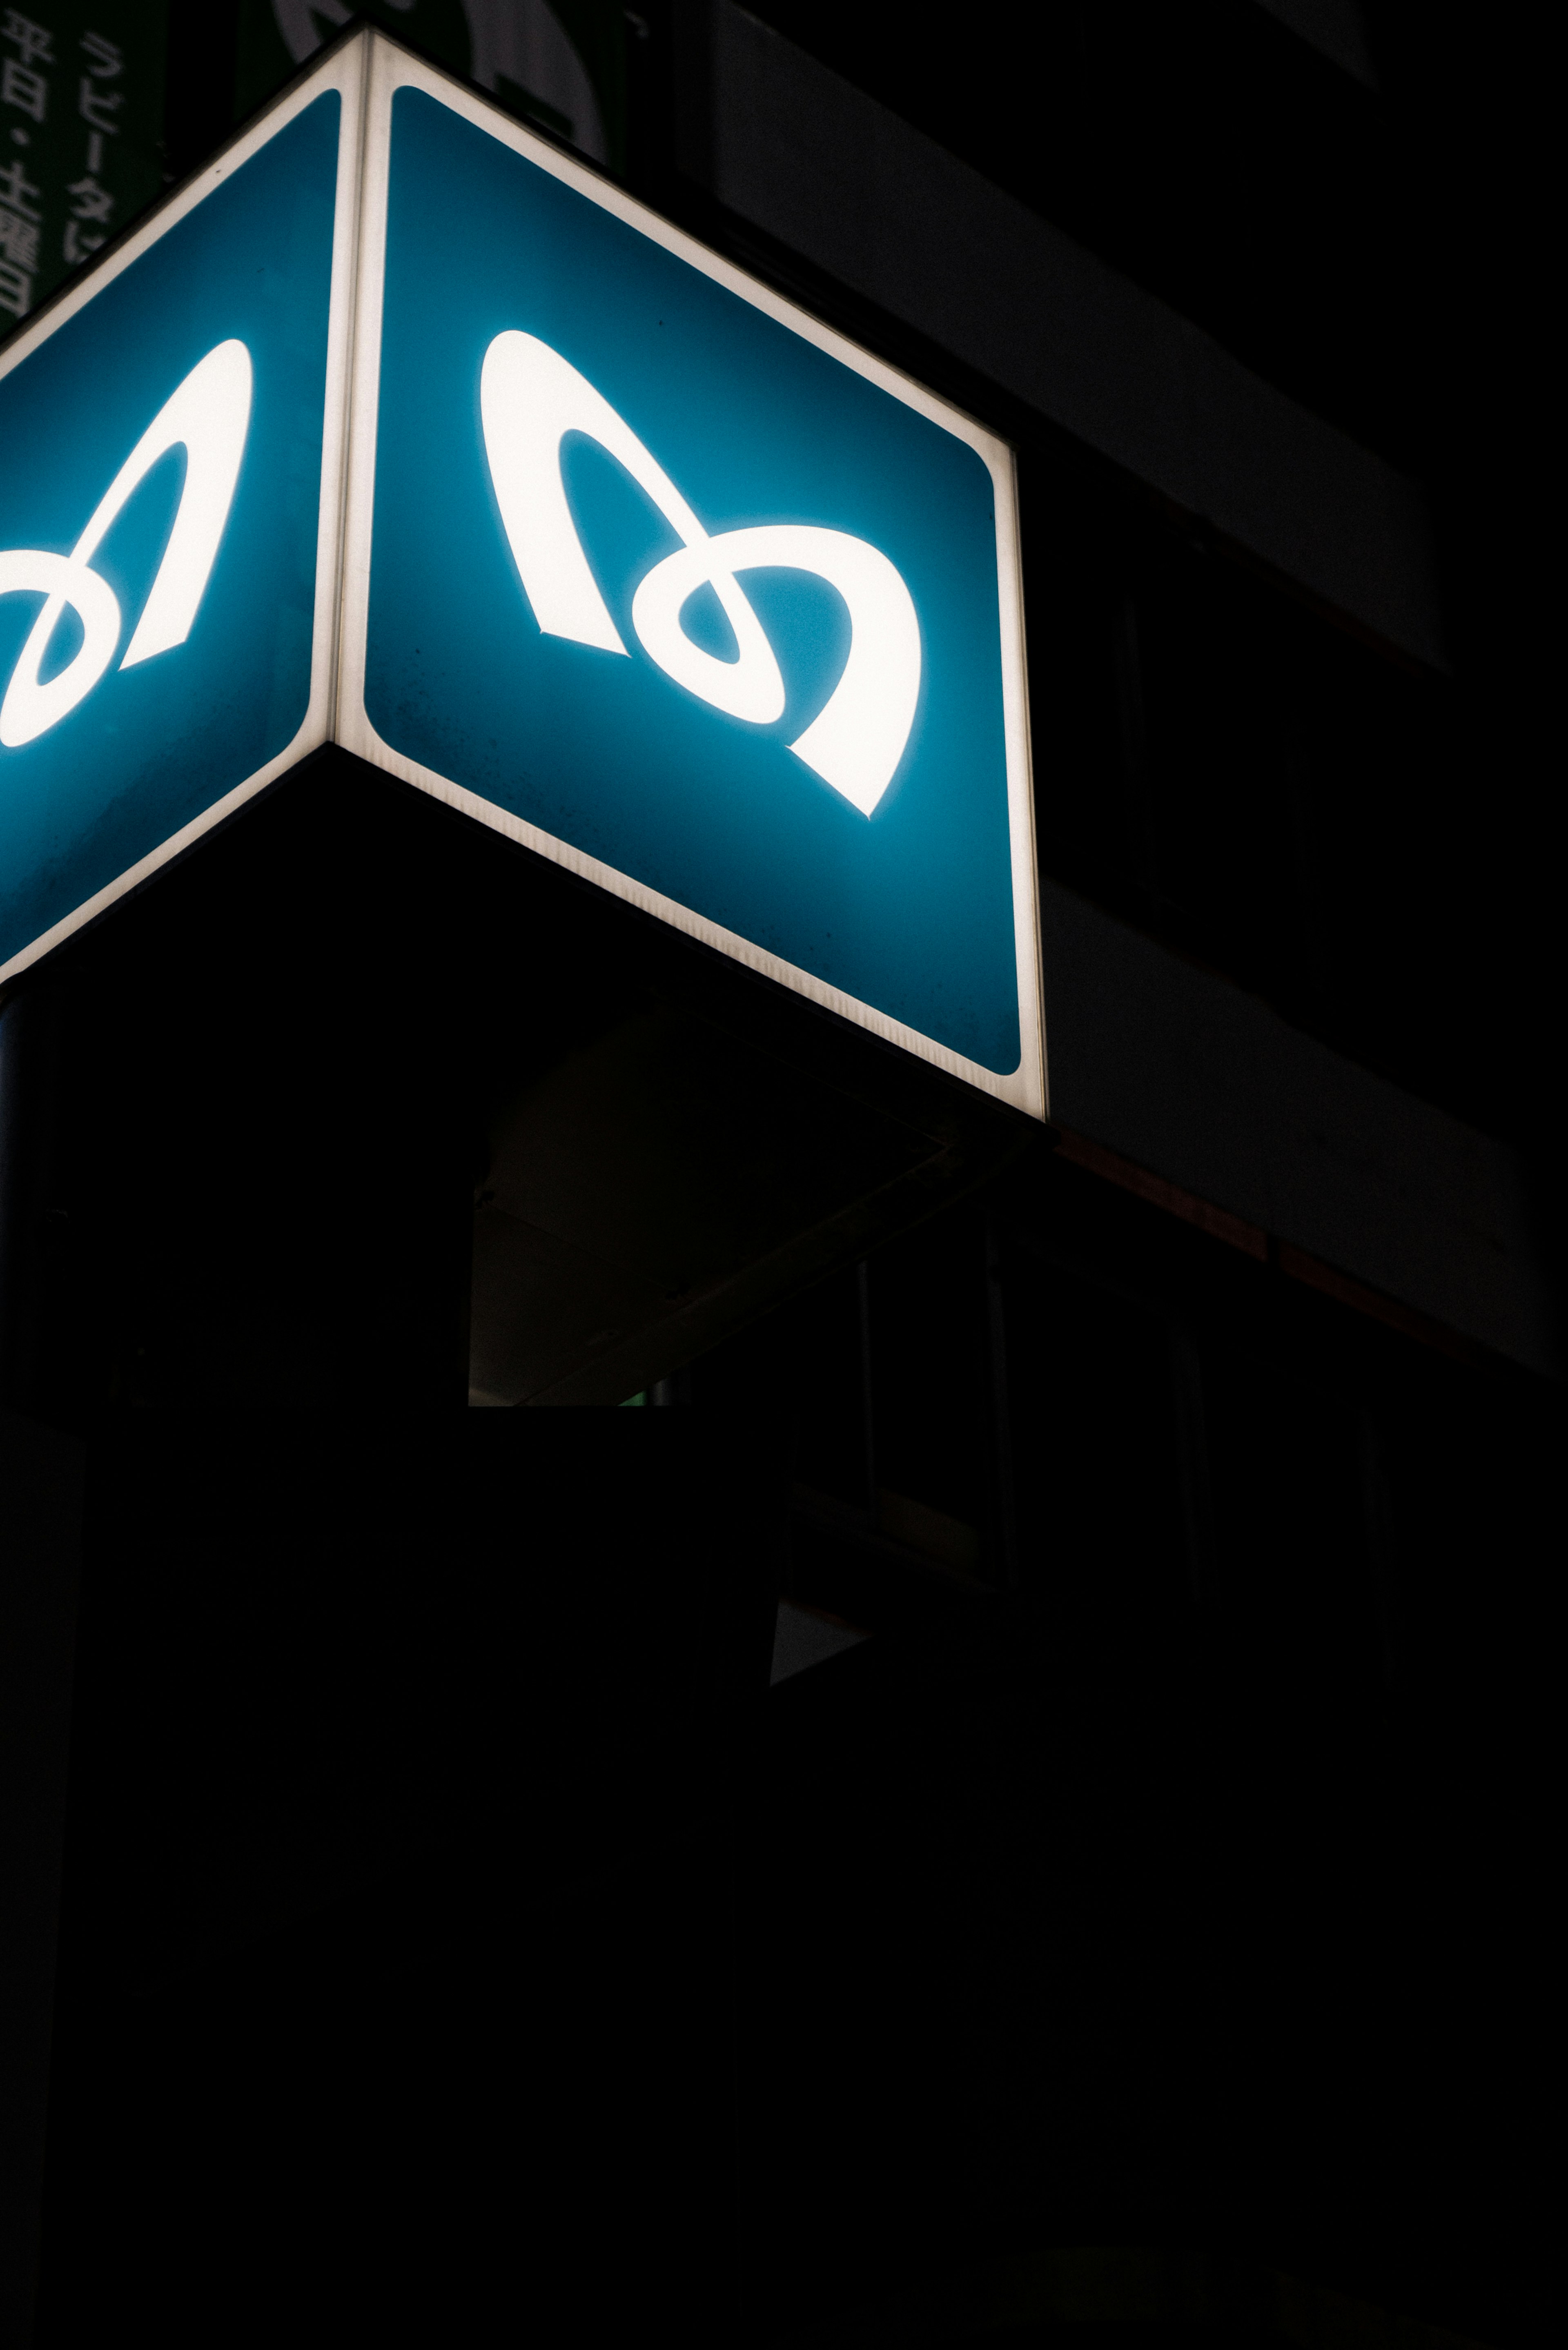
[361,86,1027,1078]
[0,69,352,977]
[1,33,1041,1112]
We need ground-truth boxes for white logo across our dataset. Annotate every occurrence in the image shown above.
[0,339,252,750]
[481,332,922,816]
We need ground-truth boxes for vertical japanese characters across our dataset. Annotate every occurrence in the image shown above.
[0,9,146,323]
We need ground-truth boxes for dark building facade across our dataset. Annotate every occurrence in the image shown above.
[0,8,1557,2349]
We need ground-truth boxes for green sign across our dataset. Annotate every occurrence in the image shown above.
[0,1,167,321]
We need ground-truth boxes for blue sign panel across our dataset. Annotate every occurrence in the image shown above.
[2,32,1041,1112]
[344,45,1042,1112]
[0,52,357,981]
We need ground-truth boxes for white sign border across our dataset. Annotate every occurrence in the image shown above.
[335,34,1047,1120]
[0,39,366,988]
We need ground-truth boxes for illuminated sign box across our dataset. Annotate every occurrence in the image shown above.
[0,31,1044,1117]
